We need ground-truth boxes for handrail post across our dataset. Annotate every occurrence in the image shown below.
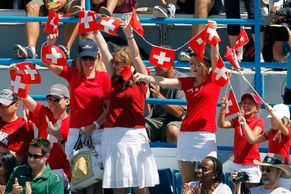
[283,50,291,105]
[85,0,91,11]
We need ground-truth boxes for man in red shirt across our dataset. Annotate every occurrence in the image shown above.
[21,84,71,188]
[0,88,34,164]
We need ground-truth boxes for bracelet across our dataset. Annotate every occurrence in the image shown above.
[93,121,100,129]
[58,139,66,145]
[126,35,134,40]
[220,111,226,114]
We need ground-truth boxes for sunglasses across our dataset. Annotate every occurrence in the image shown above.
[0,101,16,108]
[46,96,63,103]
[198,164,213,173]
[81,56,95,61]
[27,152,44,159]
[260,166,276,173]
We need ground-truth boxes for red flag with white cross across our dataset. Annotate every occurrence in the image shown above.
[225,46,241,70]
[188,30,207,61]
[204,21,221,46]
[212,57,229,87]
[119,64,135,82]
[78,10,98,33]
[41,45,67,66]
[9,71,29,98]
[130,8,144,37]
[96,17,124,35]
[225,88,240,117]
[44,9,59,35]
[16,62,41,84]
[233,27,249,50]
[149,46,175,69]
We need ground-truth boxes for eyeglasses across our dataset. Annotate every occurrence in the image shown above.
[0,102,16,108]
[81,56,95,61]
[46,96,62,103]
[198,164,213,173]
[27,152,44,159]
[260,166,276,173]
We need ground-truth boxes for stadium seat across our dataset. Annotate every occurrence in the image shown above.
[172,169,182,194]
[149,168,174,194]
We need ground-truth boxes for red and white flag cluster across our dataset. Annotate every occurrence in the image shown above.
[41,45,67,66]
[44,9,59,35]
[225,88,240,117]
[9,62,41,98]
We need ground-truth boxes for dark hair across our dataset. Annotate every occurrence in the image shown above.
[205,156,224,183]
[0,151,17,183]
[29,138,51,156]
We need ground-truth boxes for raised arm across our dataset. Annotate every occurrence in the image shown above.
[123,17,148,75]
[209,21,220,71]
[218,96,233,128]
[134,73,181,89]
[266,103,289,136]
[93,31,114,77]
[21,96,37,113]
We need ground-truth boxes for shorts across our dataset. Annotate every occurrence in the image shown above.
[92,0,137,13]
[145,117,182,142]
[231,162,262,183]
[177,131,217,162]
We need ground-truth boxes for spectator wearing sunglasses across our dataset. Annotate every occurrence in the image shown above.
[0,152,18,194]
[5,138,64,194]
[0,89,34,165]
[247,153,291,194]
[44,35,111,194]
[183,156,232,194]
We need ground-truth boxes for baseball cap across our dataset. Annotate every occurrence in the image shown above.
[0,89,18,106]
[241,93,261,105]
[189,44,211,64]
[46,84,69,99]
[78,38,98,58]
[267,104,290,119]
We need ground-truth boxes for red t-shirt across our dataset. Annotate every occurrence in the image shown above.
[104,78,147,128]
[232,116,264,164]
[29,103,71,179]
[264,127,291,165]
[0,117,34,156]
[178,76,221,132]
[59,66,111,128]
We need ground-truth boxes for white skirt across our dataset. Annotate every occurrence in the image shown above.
[177,131,217,161]
[101,127,159,188]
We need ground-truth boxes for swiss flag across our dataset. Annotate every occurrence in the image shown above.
[149,46,175,69]
[96,17,123,35]
[225,89,240,117]
[41,45,67,66]
[225,46,241,70]
[212,57,229,87]
[16,62,41,84]
[188,30,207,61]
[130,8,144,37]
[44,9,59,35]
[119,64,135,82]
[10,71,29,98]
[78,10,98,33]
[205,21,221,46]
[233,27,249,50]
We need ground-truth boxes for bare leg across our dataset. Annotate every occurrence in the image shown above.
[133,187,150,194]
[179,161,196,185]
[106,0,125,13]
[113,188,126,194]
[25,2,42,47]
[166,125,179,144]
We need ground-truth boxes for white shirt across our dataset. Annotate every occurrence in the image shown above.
[250,185,291,194]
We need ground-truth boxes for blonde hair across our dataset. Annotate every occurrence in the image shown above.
[282,117,291,128]
[112,46,133,65]
[76,52,105,75]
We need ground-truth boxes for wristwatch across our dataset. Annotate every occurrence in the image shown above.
[58,139,66,145]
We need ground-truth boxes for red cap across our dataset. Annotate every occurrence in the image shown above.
[241,93,261,105]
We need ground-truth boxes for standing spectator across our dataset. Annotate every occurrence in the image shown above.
[0,88,34,164]
[44,35,111,194]
[14,0,84,59]
[248,153,291,194]
[93,18,159,193]
[145,65,187,144]
[5,138,64,194]
[183,156,232,194]
[91,0,136,16]
[0,152,18,194]
[243,103,291,190]
[134,23,221,186]
[218,93,264,189]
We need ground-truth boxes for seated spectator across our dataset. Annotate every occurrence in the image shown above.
[247,153,291,194]
[183,156,232,194]
[145,65,187,144]
[5,138,64,194]
[0,152,18,194]
[0,88,34,164]
[91,0,136,16]
[14,0,84,59]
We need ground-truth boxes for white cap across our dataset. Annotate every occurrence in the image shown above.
[267,104,290,119]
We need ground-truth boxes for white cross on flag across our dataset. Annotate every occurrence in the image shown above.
[9,71,29,98]
[205,21,221,46]
[149,46,175,69]
[225,46,241,70]
[78,10,98,33]
[16,62,41,84]
[41,45,67,66]
[212,57,229,87]
[225,88,240,117]
[188,30,207,62]
[44,9,59,35]
[96,17,123,35]
[233,27,249,50]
